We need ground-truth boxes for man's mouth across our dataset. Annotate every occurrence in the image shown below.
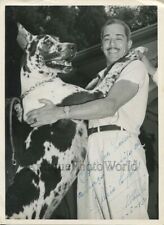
[108,48,120,54]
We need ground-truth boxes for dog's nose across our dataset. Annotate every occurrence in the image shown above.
[68,43,77,52]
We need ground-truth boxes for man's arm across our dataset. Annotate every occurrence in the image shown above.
[67,60,147,120]
[26,60,147,126]
[65,79,139,120]
[26,80,139,126]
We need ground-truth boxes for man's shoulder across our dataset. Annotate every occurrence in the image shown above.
[125,59,147,73]
[118,59,149,86]
[120,59,148,78]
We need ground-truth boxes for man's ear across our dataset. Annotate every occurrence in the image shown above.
[16,23,33,50]
[128,39,133,50]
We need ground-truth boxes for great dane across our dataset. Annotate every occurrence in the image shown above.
[6,23,104,219]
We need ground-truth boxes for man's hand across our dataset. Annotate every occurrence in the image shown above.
[26,99,62,127]
[135,49,157,77]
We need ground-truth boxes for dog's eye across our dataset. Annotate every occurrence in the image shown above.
[57,45,62,52]
[43,39,53,47]
[47,40,53,45]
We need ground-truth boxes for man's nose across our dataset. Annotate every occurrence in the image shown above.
[109,38,116,47]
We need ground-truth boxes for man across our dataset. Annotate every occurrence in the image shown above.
[26,19,149,219]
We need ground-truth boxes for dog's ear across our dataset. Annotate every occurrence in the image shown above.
[17,23,33,50]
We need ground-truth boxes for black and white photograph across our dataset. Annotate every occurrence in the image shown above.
[1,1,160,222]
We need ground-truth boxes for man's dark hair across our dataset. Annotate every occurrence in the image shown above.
[101,18,131,41]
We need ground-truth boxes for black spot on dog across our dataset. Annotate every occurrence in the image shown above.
[78,129,83,136]
[52,156,58,167]
[23,65,31,73]
[64,182,68,191]
[66,164,71,170]
[15,123,53,167]
[40,160,62,198]
[58,186,61,192]
[49,120,77,152]
[15,119,78,166]
[54,192,60,197]
[29,39,38,57]
[21,53,31,73]
[81,147,86,159]
[39,203,48,219]
[6,168,40,217]
[75,169,80,177]
[32,210,36,219]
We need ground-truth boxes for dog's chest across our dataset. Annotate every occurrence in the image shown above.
[20,60,55,94]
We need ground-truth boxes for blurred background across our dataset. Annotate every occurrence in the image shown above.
[5,6,158,219]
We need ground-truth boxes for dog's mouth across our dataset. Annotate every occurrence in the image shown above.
[46,59,72,68]
[45,58,73,73]
[43,51,75,72]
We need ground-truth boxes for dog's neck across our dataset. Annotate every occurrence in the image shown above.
[20,49,73,94]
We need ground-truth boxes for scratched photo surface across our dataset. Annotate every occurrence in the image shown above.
[5,5,158,220]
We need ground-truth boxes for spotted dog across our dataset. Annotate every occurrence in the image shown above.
[6,24,105,219]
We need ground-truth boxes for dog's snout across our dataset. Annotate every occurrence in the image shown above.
[69,43,77,52]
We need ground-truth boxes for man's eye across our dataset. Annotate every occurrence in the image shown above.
[116,36,124,40]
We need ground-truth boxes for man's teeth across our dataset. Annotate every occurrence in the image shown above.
[109,49,119,53]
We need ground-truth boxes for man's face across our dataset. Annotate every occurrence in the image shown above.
[101,23,132,65]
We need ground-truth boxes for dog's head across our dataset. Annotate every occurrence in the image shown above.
[17,23,77,72]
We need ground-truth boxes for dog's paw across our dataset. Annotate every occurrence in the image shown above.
[94,90,106,99]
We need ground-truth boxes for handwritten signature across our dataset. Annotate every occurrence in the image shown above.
[77,132,148,217]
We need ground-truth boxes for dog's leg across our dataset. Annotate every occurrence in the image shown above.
[58,90,104,106]
[6,167,40,218]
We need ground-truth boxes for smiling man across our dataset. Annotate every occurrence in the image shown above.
[101,21,132,65]
[27,19,149,219]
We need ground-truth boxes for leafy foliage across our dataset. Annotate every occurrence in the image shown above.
[106,6,157,31]
[8,6,107,50]
[7,5,157,50]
